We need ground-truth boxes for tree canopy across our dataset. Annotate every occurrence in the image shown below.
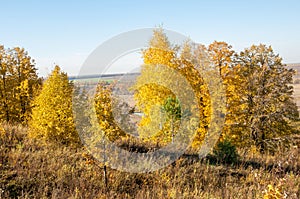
[0,45,41,123]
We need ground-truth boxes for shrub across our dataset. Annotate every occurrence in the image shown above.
[213,138,239,164]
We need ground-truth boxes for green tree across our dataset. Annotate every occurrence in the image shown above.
[29,66,80,145]
[0,46,40,123]
[161,97,181,143]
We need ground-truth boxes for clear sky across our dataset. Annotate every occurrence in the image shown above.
[1,0,300,77]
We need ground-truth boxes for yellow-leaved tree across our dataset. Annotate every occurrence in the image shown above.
[132,28,212,149]
[29,66,80,145]
[0,45,41,123]
[177,42,212,149]
[94,81,128,141]
[132,28,178,144]
[207,41,242,141]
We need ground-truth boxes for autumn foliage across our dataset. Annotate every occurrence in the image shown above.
[0,28,300,198]
[28,66,80,145]
[0,46,41,123]
[128,29,298,151]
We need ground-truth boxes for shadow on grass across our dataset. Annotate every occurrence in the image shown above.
[181,152,300,177]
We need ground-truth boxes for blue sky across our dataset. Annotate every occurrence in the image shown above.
[1,0,300,76]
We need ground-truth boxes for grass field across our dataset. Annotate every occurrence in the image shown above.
[0,124,299,198]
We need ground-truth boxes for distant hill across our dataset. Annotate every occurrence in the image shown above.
[70,64,300,112]
[287,63,300,68]
[287,63,300,80]
[287,63,300,111]
[69,72,140,81]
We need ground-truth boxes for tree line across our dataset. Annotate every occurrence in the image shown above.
[0,28,298,152]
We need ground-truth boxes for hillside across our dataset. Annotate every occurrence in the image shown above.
[1,124,299,198]
[71,63,300,112]
[287,63,300,111]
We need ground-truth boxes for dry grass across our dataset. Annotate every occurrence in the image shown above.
[0,124,299,199]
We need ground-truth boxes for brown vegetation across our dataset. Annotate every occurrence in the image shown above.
[1,124,299,198]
